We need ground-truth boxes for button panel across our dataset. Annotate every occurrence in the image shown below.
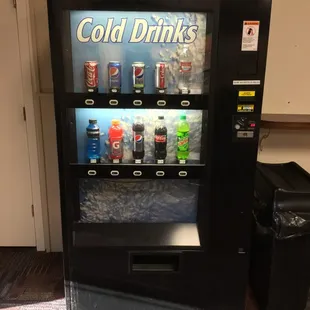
[233,115,259,141]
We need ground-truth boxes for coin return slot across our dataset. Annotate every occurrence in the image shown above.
[87,170,97,176]
[156,171,165,177]
[133,171,142,177]
[157,100,166,106]
[85,99,95,106]
[179,171,188,177]
[181,100,190,107]
[110,170,120,176]
[133,100,143,106]
[131,253,180,273]
[109,100,119,106]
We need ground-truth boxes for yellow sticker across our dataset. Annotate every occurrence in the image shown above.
[239,91,255,97]
[237,104,254,112]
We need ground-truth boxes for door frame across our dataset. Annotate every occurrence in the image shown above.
[15,0,50,251]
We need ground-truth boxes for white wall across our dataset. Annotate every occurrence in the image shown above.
[258,129,310,172]
[263,0,310,114]
[30,0,310,251]
[31,0,60,250]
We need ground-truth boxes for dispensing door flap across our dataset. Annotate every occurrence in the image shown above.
[130,253,180,272]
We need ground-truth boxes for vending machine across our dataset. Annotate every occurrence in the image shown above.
[47,0,272,309]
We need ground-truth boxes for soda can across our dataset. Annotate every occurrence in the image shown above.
[108,61,121,93]
[84,61,99,93]
[132,62,145,93]
[155,62,167,94]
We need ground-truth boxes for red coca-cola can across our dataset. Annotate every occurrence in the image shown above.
[84,61,99,93]
[155,62,167,94]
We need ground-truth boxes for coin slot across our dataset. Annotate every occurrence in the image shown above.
[157,100,166,106]
[181,100,190,107]
[156,171,165,177]
[133,171,142,177]
[85,99,95,106]
[133,100,143,106]
[109,100,119,106]
[87,170,97,176]
[110,170,120,176]
[179,171,188,177]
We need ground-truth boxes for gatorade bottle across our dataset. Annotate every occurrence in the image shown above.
[177,115,190,162]
[86,119,100,163]
[108,119,124,162]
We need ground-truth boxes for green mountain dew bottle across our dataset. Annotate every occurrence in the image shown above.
[177,115,190,162]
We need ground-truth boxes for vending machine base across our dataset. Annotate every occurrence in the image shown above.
[69,282,199,310]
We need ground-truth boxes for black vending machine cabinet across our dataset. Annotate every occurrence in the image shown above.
[47,0,272,309]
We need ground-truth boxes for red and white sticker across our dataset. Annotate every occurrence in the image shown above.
[241,21,260,52]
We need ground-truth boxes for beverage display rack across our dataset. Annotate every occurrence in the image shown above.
[65,94,208,181]
[70,163,205,179]
[63,93,208,110]
[67,101,207,179]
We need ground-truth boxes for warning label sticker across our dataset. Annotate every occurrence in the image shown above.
[241,21,260,51]
[237,104,255,113]
[239,91,256,97]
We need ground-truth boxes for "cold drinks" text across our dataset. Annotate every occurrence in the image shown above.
[76,18,198,44]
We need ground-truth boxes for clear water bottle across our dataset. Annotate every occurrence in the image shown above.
[178,45,192,94]
[86,119,100,163]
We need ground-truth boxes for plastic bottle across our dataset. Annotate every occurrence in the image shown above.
[154,116,167,161]
[86,119,100,163]
[108,119,124,162]
[177,115,190,161]
[132,116,145,161]
[178,45,192,94]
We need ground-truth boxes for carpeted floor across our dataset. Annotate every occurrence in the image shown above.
[2,249,307,310]
[0,249,260,310]
[0,249,64,309]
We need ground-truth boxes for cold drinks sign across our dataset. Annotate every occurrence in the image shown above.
[77,18,199,44]
[70,11,207,93]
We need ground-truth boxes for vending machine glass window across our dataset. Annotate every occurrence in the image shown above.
[63,9,210,226]
[79,178,200,223]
